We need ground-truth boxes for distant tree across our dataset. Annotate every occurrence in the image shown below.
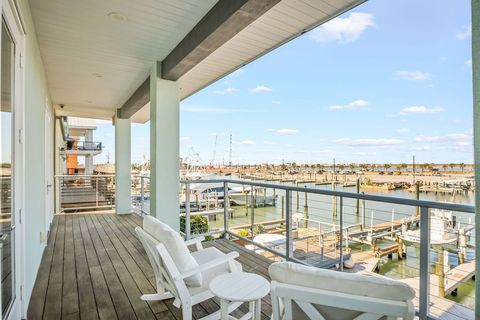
[384,164,391,171]
[401,163,408,171]
[459,163,466,173]
[349,163,355,171]
[442,164,448,172]
[338,164,345,172]
[449,163,455,172]
[420,163,429,172]
[360,164,368,171]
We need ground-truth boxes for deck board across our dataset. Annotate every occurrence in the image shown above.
[27,214,273,320]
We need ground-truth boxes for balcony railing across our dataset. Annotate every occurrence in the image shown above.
[66,140,102,151]
[56,174,115,213]
[156,178,473,320]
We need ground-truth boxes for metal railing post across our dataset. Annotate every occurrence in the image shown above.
[185,182,191,240]
[419,206,430,319]
[140,177,145,216]
[95,177,99,208]
[223,181,229,239]
[285,189,293,260]
[339,196,343,271]
[250,185,255,238]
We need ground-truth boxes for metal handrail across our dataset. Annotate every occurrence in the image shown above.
[180,178,475,213]
[66,140,102,151]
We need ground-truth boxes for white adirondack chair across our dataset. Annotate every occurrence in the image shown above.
[135,216,242,320]
[269,262,415,320]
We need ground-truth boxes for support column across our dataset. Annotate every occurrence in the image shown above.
[472,1,480,317]
[115,116,131,214]
[85,129,93,175]
[150,61,180,230]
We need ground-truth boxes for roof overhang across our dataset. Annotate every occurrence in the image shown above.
[30,0,367,123]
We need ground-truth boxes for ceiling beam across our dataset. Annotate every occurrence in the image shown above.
[117,0,280,119]
[117,77,150,119]
[162,0,281,81]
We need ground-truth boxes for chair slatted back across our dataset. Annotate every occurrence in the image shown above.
[135,226,180,298]
[271,281,414,320]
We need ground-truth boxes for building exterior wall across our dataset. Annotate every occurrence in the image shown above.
[17,0,53,309]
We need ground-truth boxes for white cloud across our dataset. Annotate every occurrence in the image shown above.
[466,59,472,68]
[272,101,281,105]
[250,85,272,93]
[180,136,190,141]
[315,149,333,154]
[336,138,403,147]
[182,105,263,113]
[397,70,431,81]
[228,68,244,77]
[276,128,299,135]
[399,106,444,115]
[213,87,239,95]
[456,23,471,40]
[414,133,472,143]
[240,140,255,145]
[295,150,308,154]
[263,140,276,145]
[309,12,375,44]
[352,151,376,156]
[411,146,431,151]
[440,56,447,62]
[396,128,410,133]
[328,99,369,111]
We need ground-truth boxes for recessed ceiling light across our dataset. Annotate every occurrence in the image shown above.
[93,73,103,78]
[107,12,127,22]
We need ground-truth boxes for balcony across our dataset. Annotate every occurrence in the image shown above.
[65,141,103,156]
[45,176,477,319]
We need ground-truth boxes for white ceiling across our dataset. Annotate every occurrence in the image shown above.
[30,0,218,119]
[30,0,365,123]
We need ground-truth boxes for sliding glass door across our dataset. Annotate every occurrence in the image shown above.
[0,17,16,319]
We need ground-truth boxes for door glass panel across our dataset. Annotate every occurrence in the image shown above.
[0,19,15,317]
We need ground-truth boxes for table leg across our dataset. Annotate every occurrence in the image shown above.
[255,299,261,320]
[220,299,229,320]
[248,301,255,319]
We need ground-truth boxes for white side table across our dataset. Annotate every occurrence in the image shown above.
[209,272,270,320]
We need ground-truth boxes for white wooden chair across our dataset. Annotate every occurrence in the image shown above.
[135,217,243,320]
[269,262,415,320]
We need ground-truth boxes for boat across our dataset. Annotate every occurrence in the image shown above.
[229,186,276,206]
[400,209,460,250]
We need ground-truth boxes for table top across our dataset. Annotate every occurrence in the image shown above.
[253,233,286,246]
[209,272,270,302]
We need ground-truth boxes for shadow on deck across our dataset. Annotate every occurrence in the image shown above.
[27,214,273,320]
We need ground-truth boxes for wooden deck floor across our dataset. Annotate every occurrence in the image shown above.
[27,214,273,320]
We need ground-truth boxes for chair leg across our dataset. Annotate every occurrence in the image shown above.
[182,304,193,320]
[141,292,173,301]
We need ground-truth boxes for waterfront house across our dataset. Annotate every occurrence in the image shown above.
[0,0,478,319]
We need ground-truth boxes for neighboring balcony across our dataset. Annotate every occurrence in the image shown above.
[64,140,103,156]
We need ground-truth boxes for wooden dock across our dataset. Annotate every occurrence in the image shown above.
[444,262,475,296]
[400,275,474,319]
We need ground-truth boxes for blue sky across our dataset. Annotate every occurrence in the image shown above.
[93,0,473,165]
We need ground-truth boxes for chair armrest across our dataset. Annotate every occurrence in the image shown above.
[174,251,239,281]
[184,236,205,251]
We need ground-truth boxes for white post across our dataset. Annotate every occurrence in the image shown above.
[471,0,480,316]
[150,61,180,230]
[85,129,94,175]
[114,116,131,214]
